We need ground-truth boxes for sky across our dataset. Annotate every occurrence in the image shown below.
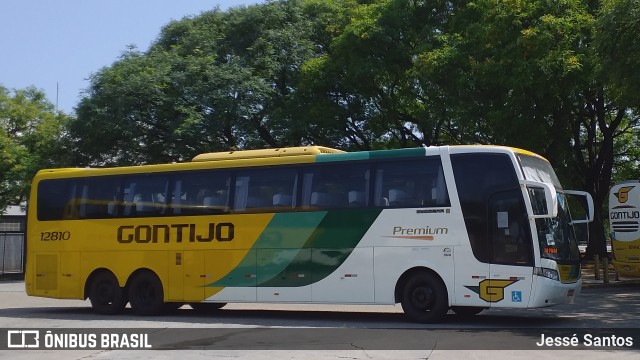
[0,0,262,114]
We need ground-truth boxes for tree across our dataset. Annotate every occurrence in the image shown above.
[0,85,70,212]
[301,0,638,256]
[422,0,640,257]
[72,48,184,165]
[71,0,324,166]
[595,0,640,109]
[575,0,640,255]
[446,0,614,257]
[594,0,640,187]
[298,0,459,150]
[67,0,640,256]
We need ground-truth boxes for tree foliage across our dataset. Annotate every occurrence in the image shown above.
[64,0,640,256]
[71,0,323,165]
[299,0,459,149]
[594,0,640,108]
[0,86,70,211]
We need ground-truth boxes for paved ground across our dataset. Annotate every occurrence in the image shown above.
[0,279,639,360]
[580,261,640,288]
[1,263,638,359]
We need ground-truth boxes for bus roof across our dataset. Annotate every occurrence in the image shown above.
[34,145,546,179]
[192,146,344,162]
[448,145,548,161]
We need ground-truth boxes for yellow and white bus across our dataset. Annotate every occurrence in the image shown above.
[609,181,640,277]
[25,145,592,322]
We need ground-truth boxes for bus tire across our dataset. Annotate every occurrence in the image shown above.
[400,273,448,323]
[190,302,226,312]
[128,271,165,316]
[450,306,485,317]
[88,271,127,315]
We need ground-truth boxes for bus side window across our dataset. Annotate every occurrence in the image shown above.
[38,179,78,221]
[302,163,370,209]
[123,183,137,216]
[78,177,122,219]
[375,157,450,208]
[171,180,184,215]
[122,175,169,217]
[234,168,297,212]
[172,170,231,215]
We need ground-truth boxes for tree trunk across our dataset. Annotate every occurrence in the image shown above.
[585,202,608,259]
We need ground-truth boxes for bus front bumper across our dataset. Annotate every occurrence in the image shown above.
[529,277,582,308]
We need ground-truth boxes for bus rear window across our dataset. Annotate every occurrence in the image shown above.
[37,179,77,221]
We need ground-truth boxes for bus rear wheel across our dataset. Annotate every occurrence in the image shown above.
[400,273,448,323]
[89,271,126,315]
[128,271,165,316]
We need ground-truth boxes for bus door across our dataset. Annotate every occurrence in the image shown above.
[487,190,534,308]
[179,250,205,302]
[451,152,534,308]
[168,250,217,302]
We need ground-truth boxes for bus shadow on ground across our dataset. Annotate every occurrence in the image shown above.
[0,305,573,329]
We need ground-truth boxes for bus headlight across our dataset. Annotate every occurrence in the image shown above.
[534,267,559,281]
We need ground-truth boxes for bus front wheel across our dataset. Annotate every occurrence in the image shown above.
[88,271,127,315]
[400,273,448,323]
[128,271,165,316]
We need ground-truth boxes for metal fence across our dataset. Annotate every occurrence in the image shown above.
[1,215,25,275]
[1,232,24,274]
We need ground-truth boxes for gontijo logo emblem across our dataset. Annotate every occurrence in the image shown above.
[465,279,519,302]
[614,186,634,204]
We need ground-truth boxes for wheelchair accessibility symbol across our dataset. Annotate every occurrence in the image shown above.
[512,291,522,302]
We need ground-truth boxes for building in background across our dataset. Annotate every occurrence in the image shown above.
[1,205,26,276]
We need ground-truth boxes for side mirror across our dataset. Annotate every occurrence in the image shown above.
[520,180,558,218]
[563,190,595,223]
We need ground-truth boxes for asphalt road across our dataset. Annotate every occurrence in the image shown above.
[0,280,638,359]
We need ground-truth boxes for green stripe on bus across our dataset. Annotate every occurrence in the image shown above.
[206,209,381,288]
[316,152,370,162]
[254,212,327,286]
[258,209,381,287]
[207,212,327,287]
[316,148,425,163]
[369,147,426,159]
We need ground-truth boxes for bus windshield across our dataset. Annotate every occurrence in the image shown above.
[518,155,580,263]
[533,194,581,262]
[517,154,562,189]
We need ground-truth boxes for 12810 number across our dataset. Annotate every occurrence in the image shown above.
[40,231,71,241]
